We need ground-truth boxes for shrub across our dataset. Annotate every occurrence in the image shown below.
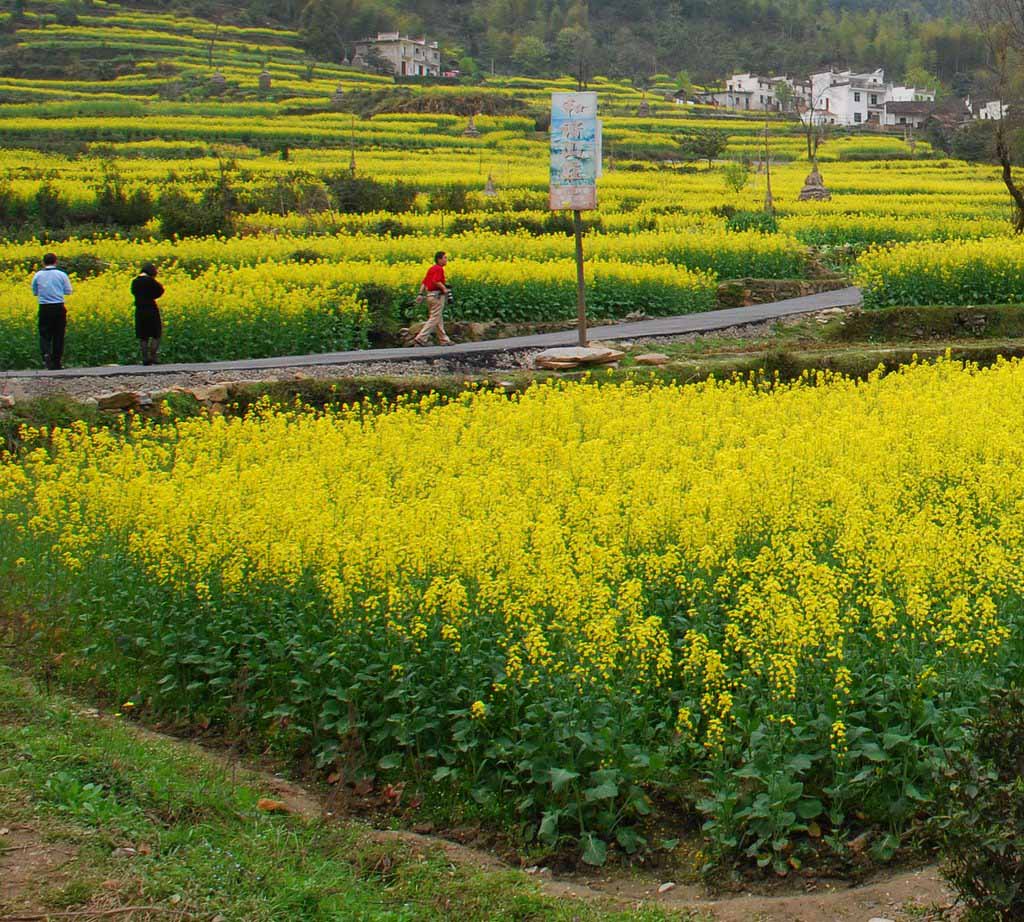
[157,170,237,238]
[32,182,71,229]
[722,161,750,194]
[325,173,417,215]
[932,686,1024,922]
[58,254,109,279]
[727,210,778,234]
[94,161,153,227]
[430,184,470,213]
[0,176,26,225]
[157,189,232,238]
[244,173,330,216]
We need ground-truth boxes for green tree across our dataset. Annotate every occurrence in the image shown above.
[511,35,548,75]
[364,46,392,75]
[553,25,596,81]
[773,81,794,112]
[721,160,750,193]
[298,0,387,60]
[903,64,939,94]
[674,69,693,100]
[951,119,996,161]
[676,128,728,167]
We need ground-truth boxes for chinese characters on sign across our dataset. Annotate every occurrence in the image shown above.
[550,91,599,210]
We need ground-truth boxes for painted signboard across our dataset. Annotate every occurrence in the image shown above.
[549,91,599,210]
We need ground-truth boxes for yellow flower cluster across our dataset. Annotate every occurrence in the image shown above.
[0,227,802,278]
[856,236,1024,307]
[0,264,367,367]
[0,254,715,367]
[4,360,1021,754]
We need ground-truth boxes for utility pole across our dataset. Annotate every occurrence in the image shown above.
[349,114,356,174]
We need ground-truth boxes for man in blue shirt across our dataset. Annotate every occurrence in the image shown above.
[31,253,73,370]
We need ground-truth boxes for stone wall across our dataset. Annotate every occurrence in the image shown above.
[716,277,849,308]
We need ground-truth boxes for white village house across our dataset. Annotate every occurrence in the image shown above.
[681,67,998,129]
[806,69,935,127]
[691,69,932,124]
[974,99,1009,120]
[691,73,809,111]
[352,33,441,77]
[881,101,932,130]
[721,73,809,112]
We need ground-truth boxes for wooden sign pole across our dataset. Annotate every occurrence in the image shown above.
[574,211,587,346]
[550,90,598,349]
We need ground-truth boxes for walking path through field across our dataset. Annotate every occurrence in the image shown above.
[10,286,862,380]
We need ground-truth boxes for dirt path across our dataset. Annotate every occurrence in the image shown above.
[0,820,78,918]
[6,702,957,922]
[0,312,833,403]
[172,737,956,921]
[368,831,954,921]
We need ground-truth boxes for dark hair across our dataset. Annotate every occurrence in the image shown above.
[141,262,157,276]
[43,252,57,266]
[434,251,446,263]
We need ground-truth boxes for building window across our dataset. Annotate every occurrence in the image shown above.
[871,94,878,105]
[854,112,862,123]
[899,116,907,124]
[854,92,861,102]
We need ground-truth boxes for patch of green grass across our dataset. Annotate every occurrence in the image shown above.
[832,304,1024,343]
[41,878,96,910]
[0,665,697,921]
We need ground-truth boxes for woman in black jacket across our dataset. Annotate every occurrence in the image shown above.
[131,263,165,365]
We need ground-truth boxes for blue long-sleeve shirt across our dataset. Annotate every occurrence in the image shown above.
[31,266,73,305]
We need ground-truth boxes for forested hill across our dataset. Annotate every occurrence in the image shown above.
[2,0,985,89]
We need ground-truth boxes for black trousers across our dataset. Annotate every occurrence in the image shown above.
[38,302,66,370]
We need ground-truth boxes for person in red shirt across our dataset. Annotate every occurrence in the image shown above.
[413,251,454,346]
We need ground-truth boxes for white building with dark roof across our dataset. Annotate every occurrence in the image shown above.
[353,33,441,77]
[804,69,935,127]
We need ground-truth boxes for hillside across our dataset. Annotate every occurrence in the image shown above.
[0,0,986,90]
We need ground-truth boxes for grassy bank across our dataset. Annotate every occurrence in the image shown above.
[0,664,688,921]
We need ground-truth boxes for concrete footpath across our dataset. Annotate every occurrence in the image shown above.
[11,286,862,380]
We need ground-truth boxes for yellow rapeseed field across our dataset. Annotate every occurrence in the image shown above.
[3,359,1022,867]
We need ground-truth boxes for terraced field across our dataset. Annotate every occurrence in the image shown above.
[2,3,990,368]
[7,5,1024,904]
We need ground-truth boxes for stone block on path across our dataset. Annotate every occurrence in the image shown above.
[533,345,625,370]
[96,391,143,411]
[185,384,231,403]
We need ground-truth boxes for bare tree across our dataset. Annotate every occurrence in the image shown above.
[207,22,220,69]
[972,0,1024,231]
[801,84,832,164]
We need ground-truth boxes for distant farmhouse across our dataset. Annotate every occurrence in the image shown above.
[683,67,1003,130]
[693,73,810,113]
[353,33,441,77]
[973,98,1009,120]
[808,69,934,127]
